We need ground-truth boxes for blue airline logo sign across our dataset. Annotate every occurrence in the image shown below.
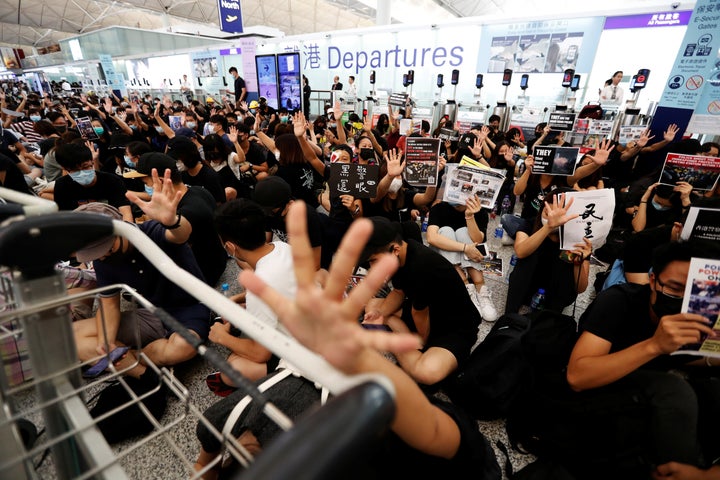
[302,43,465,74]
[218,0,243,33]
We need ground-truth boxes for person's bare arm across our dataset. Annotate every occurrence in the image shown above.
[332,101,347,146]
[566,139,614,186]
[631,183,657,232]
[293,111,326,175]
[153,101,175,138]
[111,111,133,136]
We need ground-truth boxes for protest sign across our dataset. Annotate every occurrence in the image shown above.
[404,137,441,187]
[673,257,720,358]
[680,207,720,242]
[531,146,580,176]
[657,153,720,191]
[442,164,505,209]
[559,188,615,251]
[76,117,98,140]
[548,112,576,131]
[328,163,379,198]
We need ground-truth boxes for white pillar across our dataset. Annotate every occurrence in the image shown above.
[376,0,391,26]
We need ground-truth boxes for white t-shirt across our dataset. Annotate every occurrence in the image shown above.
[600,84,624,105]
[246,242,296,336]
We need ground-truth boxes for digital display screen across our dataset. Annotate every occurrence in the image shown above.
[475,74,483,89]
[451,69,459,85]
[502,69,512,86]
[276,52,302,112]
[570,74,581,90]
[562,69,575,87]
[520,74,529,89]
[255,54,278,110]
[634,69,650,88]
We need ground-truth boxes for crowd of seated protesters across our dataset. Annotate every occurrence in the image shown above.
[1,78,720,479]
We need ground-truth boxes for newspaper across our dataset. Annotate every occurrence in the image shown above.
[441,164,505,209]
[673,257,720,358]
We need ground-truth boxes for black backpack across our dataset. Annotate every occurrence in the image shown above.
[443,310,578,421]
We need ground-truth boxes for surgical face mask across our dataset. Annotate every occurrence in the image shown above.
[176,160,186,172]
[359,148,375,161]
[29,115,41,122]
[185,121,196,129]
[55,125,67,133]
[129,125,137,131]
[144,184,154,196]
[651,290,683,319]
[69,169,96,186]
[388,177,403,194]
[207,125,217,134]
[651,199,671,211]
[93,126,104,136]
[280,115,289,123]
[124,155,136,168]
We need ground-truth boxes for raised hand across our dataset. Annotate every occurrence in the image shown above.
[586,138,615,165]
[125,168,182,226]
[238,201,422,372]
[293,111,306,137]
[664,123,679,142]
[636,129,655,148]
[384,148,405,177]
[227,125,239,144]
[543,192,578,229]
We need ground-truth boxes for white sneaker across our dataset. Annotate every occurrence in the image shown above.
[475,285,499,322]
[466,284,483,316]
[501,230,514,246]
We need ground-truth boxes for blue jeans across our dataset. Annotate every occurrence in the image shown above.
[500,214,529,240]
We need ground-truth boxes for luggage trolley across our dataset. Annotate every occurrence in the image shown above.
[0,186,396,479]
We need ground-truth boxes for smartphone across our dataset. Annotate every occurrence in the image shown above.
[559,250,581,264]
[562,69,575,87]
[437,74,444,88]
[464,243,488,261]
[475,74,484,89]
[451,69,460,85]
[570,74,581,91]
[502,69,513,86]
[520,74,529,90]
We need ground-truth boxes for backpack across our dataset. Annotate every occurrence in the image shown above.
[443,310,578,420]
[578,102,603,120]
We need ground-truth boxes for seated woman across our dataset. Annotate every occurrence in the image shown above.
[425,195,499,322]
[505,189,593,315]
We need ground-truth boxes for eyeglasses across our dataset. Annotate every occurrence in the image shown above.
[654,276,685,300]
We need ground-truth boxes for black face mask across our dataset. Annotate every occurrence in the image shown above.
[651,291,683,319]
[55,125,67,133]
[360,148,375,161]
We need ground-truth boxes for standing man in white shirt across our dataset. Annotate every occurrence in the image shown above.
[599,71,624,106]
[344,75,358,101]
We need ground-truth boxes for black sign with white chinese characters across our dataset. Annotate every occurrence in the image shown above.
[329,163,379,198]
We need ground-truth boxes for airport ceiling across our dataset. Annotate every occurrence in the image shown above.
[0,0,694,52]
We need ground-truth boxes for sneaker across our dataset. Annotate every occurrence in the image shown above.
[206,372,236,397]
[466,284,483,316]
[501,230,515,246]
[475,285,499,322]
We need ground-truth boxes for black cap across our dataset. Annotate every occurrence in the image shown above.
[123,152,177,178]
[358,216,403,266]
[252,176,292,214]
[166,135,196,159]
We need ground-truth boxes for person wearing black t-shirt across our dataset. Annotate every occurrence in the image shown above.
[228,67,247,104]
[0,152,32,194]
[166,135,226,204]
[53,142,132,221]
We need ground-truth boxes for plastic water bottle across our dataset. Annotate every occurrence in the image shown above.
[500,195,511,217]
[221,283,230,297]
[489,226,504,252]
[505,254,518,284]
[421,212,429,233]
[530,288,546,311]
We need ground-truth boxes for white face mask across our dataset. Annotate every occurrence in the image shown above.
[176,160,186,172]
[388,177,403,194]
[540,216,559,232]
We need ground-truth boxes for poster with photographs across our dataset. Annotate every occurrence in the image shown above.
[658,153,720,191]
[168,116,183,131]
[193,56,219,78]
[531,146,580,176]
[404,137,441,187]
[673,257,720,358]
[328,163,379,199]
[76,117,98,140]
[559,188,615,251]
[618,125,646,144]
[680,207,720,242]
[442,164,505,209]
